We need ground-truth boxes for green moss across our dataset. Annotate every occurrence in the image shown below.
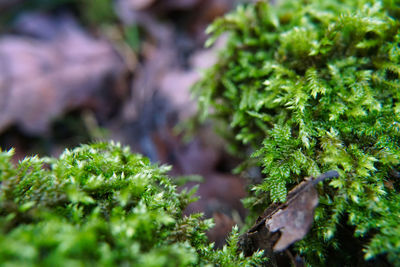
[0,142,264,266]
[195,0,400,265]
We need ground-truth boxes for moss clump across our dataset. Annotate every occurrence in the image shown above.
[195,0,400,265]
[0,142,264,266]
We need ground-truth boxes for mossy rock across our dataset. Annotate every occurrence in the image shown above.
[195,0,400,265]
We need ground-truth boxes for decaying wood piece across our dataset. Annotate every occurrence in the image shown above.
[238,170,339,263]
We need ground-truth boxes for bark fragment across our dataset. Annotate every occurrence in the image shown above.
[238,171,339,259]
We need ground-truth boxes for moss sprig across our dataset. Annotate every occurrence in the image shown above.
[0,142,265,266]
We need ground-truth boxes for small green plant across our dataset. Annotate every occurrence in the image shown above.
[0,142,264,266]
[195,0,400,265]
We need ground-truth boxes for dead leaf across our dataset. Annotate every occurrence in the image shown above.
[266,179,319,252]
[238,171,339,257]
[185,173,247,216]
[184,173,247,248]
[0,13,125,134]
[207,212,236,248]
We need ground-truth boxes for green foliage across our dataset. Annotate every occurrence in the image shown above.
[195,0,400,264]
[0,142,264,266]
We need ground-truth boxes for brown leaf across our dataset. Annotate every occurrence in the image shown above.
[266,179,319,252]
[238,171,339,258]
[207,212,236,248]
[184,173,247,248]
[185,173,247,216]
[0,13,125,135]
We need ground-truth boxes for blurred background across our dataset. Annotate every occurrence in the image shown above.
[0,0,252,247]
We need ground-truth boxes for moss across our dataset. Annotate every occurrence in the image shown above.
[195,0,400,265]
[0,142,264,266]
